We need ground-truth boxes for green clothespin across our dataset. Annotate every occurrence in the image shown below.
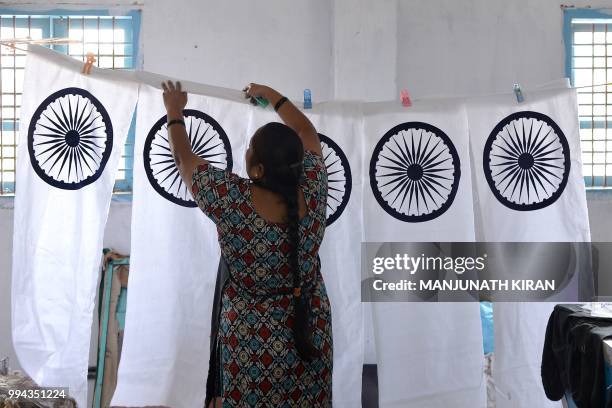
[254,96,269,108]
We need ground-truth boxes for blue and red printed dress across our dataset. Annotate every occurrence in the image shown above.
[191,150,333,407]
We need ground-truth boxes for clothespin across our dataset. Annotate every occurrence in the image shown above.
[513,84,524,103]
[0,40,22,53]
[303,89,312,109]
[400,89,412,107]
[81,52,96,75]
[254,96,269,108]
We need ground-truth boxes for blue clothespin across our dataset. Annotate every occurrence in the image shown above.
[513,84,524,103]
[303,89,312,109]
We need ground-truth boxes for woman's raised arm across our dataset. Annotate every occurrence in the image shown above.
[244,83,322,156]
[162,80,207,190]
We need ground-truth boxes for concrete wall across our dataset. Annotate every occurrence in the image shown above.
[1,0,612,405]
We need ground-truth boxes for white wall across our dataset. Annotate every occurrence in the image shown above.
[142,1,334,101]
[2,0,612,403]
[396,0,612,98]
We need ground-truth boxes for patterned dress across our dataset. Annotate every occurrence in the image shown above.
[191,150,333,407]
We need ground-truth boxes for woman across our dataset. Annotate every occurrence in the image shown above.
[161,80,333,407]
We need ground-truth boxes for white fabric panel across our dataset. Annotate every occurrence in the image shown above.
[467,88,590,242]
[363,100,477,241]
[363,100,486,408]
[306,102,364,408]
[11,45,138,408]
[248,102,365,408]
[112,83,251,408]
[466,87,591,408]
[371,302,486,408]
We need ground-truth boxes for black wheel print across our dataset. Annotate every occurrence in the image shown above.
[319,134,352,226]
[144,109,233,207]
[483,111,570,211]
[369,122,461,222]
[28,87,113,190]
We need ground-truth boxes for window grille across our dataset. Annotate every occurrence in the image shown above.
[0,12,139,195]
[566,11,612,188]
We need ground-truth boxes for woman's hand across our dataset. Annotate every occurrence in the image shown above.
[242,82,321,155]
[242,83,281,106]
[161,80,187,119]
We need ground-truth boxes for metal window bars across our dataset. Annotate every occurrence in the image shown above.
[0,14,136,195]
[571,19,612,188]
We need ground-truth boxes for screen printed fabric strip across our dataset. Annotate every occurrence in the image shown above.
[12,45,138,408]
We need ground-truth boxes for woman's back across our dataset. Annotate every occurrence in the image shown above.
[248,181,308,224]
[191,150,333,407]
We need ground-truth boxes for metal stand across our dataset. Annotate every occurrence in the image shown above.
[93,248,130,408]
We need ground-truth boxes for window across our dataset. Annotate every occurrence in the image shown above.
[565,9,612,188]
[0,10,140,195]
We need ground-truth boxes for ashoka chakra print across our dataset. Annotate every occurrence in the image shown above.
[28,87,113,190]
[483,111,570,211]
[319,134,352,226]
[369,122,461,222]
[144,109,233,207]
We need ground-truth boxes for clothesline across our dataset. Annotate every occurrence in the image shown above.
[0,38,75,54]
[0,42,30,54]
[5,38,612,101]
[574,82,612,89]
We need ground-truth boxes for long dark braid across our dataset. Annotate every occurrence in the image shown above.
[251,122,319,362]
[282,168,319,362]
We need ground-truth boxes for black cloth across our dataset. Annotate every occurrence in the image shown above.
[542,304,612,408]
[204,256,230,408]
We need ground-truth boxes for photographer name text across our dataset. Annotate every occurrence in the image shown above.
[372,279,555,292]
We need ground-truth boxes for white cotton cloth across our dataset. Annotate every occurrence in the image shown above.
[363,99,486,408]
[111,82,252,408]
[466,87,590,408]
[12,45,138,408]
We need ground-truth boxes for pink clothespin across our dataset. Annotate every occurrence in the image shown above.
[81,52,96,75]
[400,89,412,107]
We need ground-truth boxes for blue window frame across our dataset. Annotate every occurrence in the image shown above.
[564,8,612,188]
[0,8,141,195]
